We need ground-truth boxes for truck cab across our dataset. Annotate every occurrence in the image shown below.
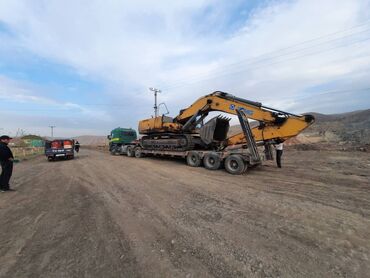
[108,127,137,155]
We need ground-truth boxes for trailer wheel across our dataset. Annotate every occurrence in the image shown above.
[127,146,135,157]
[203,152,221,170]
[186,152,201,167]
[225,155,245,175]
[134,147,143,158]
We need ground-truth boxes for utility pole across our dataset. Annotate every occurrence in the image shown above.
[149,87,161,117]
[49,125,56,138]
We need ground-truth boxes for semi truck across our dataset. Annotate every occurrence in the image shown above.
[124,91,314,175]
[107,127,137,155]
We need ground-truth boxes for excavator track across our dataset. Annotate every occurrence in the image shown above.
[141,133,195,151]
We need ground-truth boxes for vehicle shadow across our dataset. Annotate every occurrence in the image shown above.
[43,154,89,163]
[136,155,188,165]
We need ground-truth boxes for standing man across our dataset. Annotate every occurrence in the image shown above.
[74,140,80,153]
[274,141,284,168]
[0,135,15,192]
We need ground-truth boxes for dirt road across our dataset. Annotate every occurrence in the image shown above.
[0,149,369,278]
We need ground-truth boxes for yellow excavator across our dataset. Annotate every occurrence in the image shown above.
[131,91,314,174]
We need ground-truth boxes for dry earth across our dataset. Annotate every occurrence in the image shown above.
[0,149,369,278]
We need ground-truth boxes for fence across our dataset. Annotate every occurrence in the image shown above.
[11,147,44,160]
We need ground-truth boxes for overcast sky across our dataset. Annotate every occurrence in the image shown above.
[1,0,370,137]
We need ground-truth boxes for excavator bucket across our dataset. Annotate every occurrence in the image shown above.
[200,116,230,145]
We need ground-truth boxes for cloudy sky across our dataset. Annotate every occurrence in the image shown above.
[1,0,370,137]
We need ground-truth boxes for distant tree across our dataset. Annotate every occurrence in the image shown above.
[15,128,26,137]
[21,134,44,140]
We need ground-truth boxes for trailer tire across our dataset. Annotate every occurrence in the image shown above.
[186,152,201,167]
[134,147,143,158]
[127,146,135,157]
[225,155,245,175]
[203,152,221,170]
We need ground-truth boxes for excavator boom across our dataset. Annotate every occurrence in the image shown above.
[138,91,314,150]
[174,91,314,145]
[134,91,315,174]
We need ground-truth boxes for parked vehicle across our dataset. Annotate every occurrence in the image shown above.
[45,139,75,161]
[127,91,314,174]
[107,127,137,155]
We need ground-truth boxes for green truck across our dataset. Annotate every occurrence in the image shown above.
[107,127,137,155]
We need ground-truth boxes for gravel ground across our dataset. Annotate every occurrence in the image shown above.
[0,149,369,278]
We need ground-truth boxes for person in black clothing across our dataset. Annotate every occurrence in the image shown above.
[0,135,15,192]
[74,141,80,153]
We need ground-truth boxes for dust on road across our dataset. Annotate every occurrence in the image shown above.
[0,149,369,278]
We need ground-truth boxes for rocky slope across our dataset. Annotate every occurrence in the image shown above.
[303,109,370,145]
[229,109,370,149]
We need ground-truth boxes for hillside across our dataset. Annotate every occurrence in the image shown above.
[229,109,370,148]
[301,109,370,146]
[73,135,108,146]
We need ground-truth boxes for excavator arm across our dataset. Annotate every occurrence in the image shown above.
[175,92,275,123]
[174,91,314,145]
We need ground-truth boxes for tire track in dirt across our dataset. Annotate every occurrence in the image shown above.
[0,149,369,277]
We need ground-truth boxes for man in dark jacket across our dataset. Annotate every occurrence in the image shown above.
[0,135,15,192]
[74,141,80,153]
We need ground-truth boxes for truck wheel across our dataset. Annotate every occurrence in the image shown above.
[186,152,201,167]
[113,146,121,155]
[225,155,245,175]
[203,152,221,170]
[134,147,143,158]
[127,146,135,157]
[109,145,116,155]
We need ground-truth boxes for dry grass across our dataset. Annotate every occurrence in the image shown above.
[11,147,44,161]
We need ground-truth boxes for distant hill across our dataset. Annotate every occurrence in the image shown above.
[228,121,259,136]
[21,135,44,140]
[73,135,108,146]
[302,109,370,145]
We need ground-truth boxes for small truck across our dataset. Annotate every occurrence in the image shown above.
[45,139,75,161]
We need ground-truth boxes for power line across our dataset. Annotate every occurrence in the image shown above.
[2,21,370,113]
[158,22,370,89]
[1,86,369,112]
[164,32,370,88]
[159,36,370,90]
[39,20,369,102]
[296,87,370,101]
